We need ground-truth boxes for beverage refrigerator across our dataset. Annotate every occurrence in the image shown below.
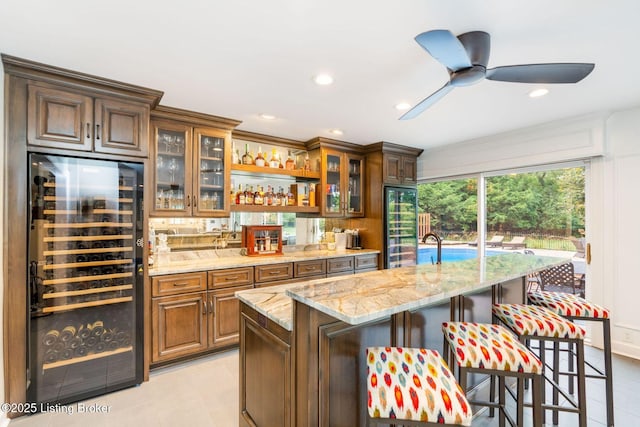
[384,186,418,268]
[28,153,144,405]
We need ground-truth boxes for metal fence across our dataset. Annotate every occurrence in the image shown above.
[427,229,578,251]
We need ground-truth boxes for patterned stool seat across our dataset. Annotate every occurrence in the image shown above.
[527,291,610,319]
[492,303,586,339]
[366,347,473,426]
[442,322,542,374]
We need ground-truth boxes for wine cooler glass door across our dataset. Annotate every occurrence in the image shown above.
[28,153,143,406]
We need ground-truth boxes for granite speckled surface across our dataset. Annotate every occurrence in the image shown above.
[148,248,380,276]
[237,253,567,331]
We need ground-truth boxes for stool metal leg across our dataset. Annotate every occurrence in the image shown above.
[532,373,543,427]
[603,318,614,427]
[576,340,588,427]
[498,375,506,427]
[553,340,560,425]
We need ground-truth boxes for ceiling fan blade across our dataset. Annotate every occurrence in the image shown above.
[414,30,472,71]
[457,31,491,68]
[486,63,595,84]
[399,83,454,120]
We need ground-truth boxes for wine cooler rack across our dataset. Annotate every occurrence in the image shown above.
[29,154,142,380]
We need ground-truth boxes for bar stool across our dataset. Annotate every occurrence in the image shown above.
[528,291,613,427]
[366,347,473,426]
[442,322,543,426]
[492,303,587,427]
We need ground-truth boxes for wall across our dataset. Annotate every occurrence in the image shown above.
[417,108,640,360]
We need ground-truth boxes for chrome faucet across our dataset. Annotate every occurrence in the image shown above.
[422,232,442,264]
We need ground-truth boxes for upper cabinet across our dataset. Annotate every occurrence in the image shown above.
[383,153,418,185]
[26,81,159,158]
[150,106,240,217]
[306,138,365,218]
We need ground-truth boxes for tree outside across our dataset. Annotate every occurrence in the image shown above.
[418,167,585,250]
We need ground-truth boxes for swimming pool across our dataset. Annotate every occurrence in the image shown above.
[417,247,501,264]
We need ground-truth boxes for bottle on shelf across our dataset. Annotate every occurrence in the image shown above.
[255,146,266,167]
[242,144,254,165]
[269,149,280,168]
[236,184,245,205]
[285,150,295,170]
[244,185,254,205]
[232,142,240,165]
[254,185,264,205]
[287,186,296,206]
[211,192,219,210]
[304,153,311,171]
[309,183,316,207]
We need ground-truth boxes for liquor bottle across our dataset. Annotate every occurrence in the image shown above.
[302,184,309,206]
[242,144,254,165]
[254,185,264,205]
[211,192,219,210]
[244,185,254,205]
[232,142,240,164]
[255,146,266,167]
[304,153,311,171]
[287,186,296,206]
[269,149,280,168]
[265,185,274,206]
[309,183,316,207]
[285,150,295,170]
[236,184,245,205]
[280,187,287,207]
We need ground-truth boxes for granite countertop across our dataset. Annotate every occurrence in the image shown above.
[236,253,566,331]
[148,247,380,276]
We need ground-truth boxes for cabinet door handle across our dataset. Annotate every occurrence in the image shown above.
[202,300,207,315]
[209,298,214,314]
[86,123,91,139]
[95,124,100,140]
[193,195,197,208]
[186,195,191,207]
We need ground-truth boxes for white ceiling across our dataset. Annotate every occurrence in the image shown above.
[2,0,639,151]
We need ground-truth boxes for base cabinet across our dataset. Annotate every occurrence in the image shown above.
[209,285,252,349]
[152,292,208,363]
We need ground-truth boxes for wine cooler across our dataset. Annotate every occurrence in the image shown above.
[28,154,144,405]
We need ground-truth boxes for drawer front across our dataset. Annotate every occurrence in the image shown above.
[152,272,207,297]
[255,263,294,283]
[209,267,254,289]
[327,256,355,274]
[355,254,378,270]
[294,259,327,278]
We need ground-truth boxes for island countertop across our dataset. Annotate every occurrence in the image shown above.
[237,253,566,331]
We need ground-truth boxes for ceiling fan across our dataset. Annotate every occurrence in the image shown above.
[400,30,595,120]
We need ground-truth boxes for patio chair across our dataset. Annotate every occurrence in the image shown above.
[467,238,478,247]
[538,262,584,296]
[570,237,585,258]
[503,236,527,250]
[486,235,504,247]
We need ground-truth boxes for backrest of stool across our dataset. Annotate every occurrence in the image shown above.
[539,262,574,289]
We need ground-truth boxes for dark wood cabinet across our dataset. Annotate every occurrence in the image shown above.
[255,263,294,283]
[209,285,252,349]
[28,82,150,156]
[383,152,418,185]
[152,291,208,363]
[327,256,355,276]
[150,106,240,217]
[294,259,327,278]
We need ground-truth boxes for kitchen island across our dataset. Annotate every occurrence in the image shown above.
[237,253,566,427]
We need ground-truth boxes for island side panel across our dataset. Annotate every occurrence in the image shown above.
[294,301,394,427]
[239,303,293,427]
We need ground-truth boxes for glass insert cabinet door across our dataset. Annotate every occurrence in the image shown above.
[153,122,191,215]
[193,128,230,215]
[324,152,342,215]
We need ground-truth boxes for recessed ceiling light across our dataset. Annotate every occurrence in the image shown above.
[313,74,334,85]
[528,88,549,98]
[395,102,411,111]
[329,129,343,136]
[260,113,276,120]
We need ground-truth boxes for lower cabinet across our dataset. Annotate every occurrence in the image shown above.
[151,269,252,365]
[209,285,252,349]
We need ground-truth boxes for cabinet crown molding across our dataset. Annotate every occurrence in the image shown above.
[151,105,241,130]
[2,54,164,107]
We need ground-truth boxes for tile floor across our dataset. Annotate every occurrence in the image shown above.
[9,345,640,426]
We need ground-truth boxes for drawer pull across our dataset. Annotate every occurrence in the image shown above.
[224,276,239,281]
[173,282,189,287]
[304,266,316,270]
[269,270,282,275]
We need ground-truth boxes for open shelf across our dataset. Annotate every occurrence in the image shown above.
[231,204,320,214]
[42,272,132,286]
[43,258,132,270]
[231,163,320,180]
[43,284,133,299]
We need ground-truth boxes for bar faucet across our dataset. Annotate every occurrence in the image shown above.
[422,232,442,264]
